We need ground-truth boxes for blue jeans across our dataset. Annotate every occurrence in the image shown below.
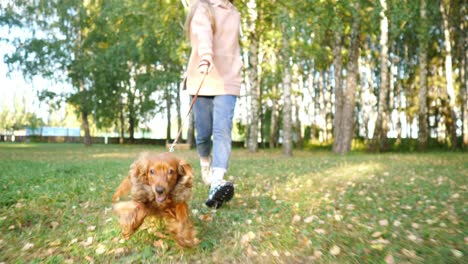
[193,95,237,171]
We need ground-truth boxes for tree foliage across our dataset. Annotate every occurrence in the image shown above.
[1,0,466,151]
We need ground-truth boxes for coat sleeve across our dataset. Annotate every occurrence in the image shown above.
[191,5,214,65]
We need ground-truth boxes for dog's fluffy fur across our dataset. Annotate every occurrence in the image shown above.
[112,152,198,247]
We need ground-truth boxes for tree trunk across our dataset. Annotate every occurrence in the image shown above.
[247,33,260,152]
[362,42,376,141]
[119,98,125,144]
[282,64,293,156]
[304,69,316,142]
[187,112,196,148]
[396,67,403,141]
[418,0,429,151]
[335,3,361,154]
[371,0,390,152]
[294,91,303,149]
[332,28,344,152]
[175,83,182,141]
[462,16,468,147]
[246,0,259,152]
[318,71,325,142]
[270,86,279,148]
[326,69,334,142]
[281,27,293,156]
[332,35,344,151]
[128,113,135,143]
[440,0,458,148]
[79,79,91,146]
[127,90,136,144]
[165,86,172,142]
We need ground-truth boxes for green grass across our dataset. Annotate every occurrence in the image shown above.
[0,143,466,263]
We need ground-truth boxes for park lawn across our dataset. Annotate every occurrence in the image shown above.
[0,143,466,263]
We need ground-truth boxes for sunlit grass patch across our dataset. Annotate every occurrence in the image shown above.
[0,143,466,263]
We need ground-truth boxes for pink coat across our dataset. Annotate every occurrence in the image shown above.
[186,0,242,96]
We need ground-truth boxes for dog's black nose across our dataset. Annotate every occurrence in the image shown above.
[155,186,165,194]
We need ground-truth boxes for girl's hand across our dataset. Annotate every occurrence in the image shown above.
[198,59,212,74]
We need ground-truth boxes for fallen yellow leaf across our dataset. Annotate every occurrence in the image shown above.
[330,245,341,256]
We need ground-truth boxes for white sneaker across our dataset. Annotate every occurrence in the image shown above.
[205,180,234,209]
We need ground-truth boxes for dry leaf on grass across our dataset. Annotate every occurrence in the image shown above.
[401,248,419,259]
[241,231,256,245]
[95,244,106,255]
[304,215,316,223]
[330,245,341,256]
[407,233,423,244]
[379,219,389,226]
[22,243,34,251]
[314,229,326,235]
[370,238,390,244]
[114,247,126,256]
[384,254,395,264]
[50,221,59,229]
[69,238,78,245]
[49,240,61,247]
[82,237,93,247]
[451,249,463,258]
[246,244,257,256]
[292,215,301,223]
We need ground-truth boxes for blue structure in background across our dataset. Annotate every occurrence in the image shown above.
[25,127,81,137]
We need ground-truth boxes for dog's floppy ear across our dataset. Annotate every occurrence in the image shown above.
[171,159,193,202]
[113,153,150,202]
[129,152,150,184]
[177,159,193,188]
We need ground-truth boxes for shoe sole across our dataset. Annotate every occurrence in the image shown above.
[205,183,234,209]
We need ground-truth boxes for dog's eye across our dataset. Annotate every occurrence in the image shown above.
[168,169,174,174]
[149,169,155,175]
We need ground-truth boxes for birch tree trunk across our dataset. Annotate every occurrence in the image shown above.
[418,0,429,151]
[332,30,344,152]
[292,67,303,147]
[326,70,333,142]
[282,29,293,156]
[282,65,293,156]
[318,71,325,142]
[165,86,172,142]
[269,85,279,148]
[335,2,361,154]
[247,0,259,152]
[175,83,182,140]
[440,0,458,148]
[462,13,468,147]
[371,0,390,152]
